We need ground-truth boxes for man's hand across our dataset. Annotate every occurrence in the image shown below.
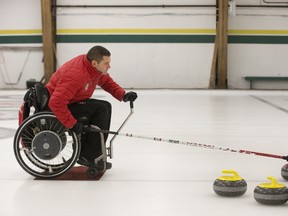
[123,91,138,102]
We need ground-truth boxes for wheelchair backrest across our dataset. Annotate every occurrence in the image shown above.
[18,84,50,125]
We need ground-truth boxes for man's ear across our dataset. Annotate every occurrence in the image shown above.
[91,60,98,67]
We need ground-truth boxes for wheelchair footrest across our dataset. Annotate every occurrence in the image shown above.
[77,156,112,170]
[34,166,105,181]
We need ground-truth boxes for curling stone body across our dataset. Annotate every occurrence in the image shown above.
[213,170,247,197]
[254,176,288,205]
[281,164,288,181]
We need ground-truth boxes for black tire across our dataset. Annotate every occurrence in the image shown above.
[14,112,80,178]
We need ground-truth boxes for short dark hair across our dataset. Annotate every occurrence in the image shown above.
[86,46,111,63]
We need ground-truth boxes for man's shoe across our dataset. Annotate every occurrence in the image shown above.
[96,160,112,170]
[77,156,92,166]
[77,156,112,170]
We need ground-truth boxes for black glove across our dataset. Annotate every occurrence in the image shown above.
[123,91,138,102]
[71,122,85,135]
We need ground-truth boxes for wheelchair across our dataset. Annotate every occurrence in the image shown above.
[13,84,112,179]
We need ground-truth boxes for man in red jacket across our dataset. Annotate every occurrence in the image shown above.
[46,45,137,168]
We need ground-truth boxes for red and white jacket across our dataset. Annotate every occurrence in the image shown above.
[46,54,125,129]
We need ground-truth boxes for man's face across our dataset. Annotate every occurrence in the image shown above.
[92,56,111,75]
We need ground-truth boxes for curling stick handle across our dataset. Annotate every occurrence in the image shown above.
[130,100,134,109]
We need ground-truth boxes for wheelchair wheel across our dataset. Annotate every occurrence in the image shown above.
[14,112,80,178]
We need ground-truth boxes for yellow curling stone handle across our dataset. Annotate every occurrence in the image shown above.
[258,176,286,189]
[217,170,243,181]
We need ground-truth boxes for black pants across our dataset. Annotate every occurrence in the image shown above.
[68,99,112,161]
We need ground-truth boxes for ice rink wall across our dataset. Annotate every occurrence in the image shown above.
[0,0,288,89]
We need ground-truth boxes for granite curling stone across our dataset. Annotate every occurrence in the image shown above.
[213,170,247,197]
[281,164,288,181]
[254,176,288,205]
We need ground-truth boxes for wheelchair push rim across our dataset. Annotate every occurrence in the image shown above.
[14,112,80,178]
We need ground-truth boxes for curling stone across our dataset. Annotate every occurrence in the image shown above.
[281,164,288,181]
[213,170,247,197]
[254,176,288,205]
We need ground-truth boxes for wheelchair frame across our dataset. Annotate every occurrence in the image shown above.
[14,86,134,179]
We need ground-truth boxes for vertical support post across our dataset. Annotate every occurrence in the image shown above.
[41,0,56,83]
[209,32,218,89]
[216,0,228,89]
